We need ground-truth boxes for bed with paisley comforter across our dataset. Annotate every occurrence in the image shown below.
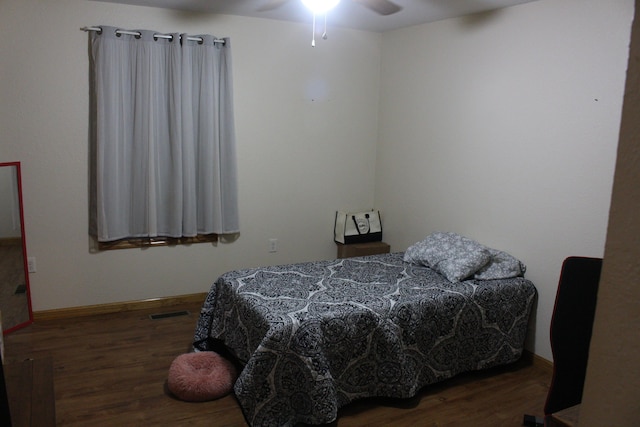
[193,233,536,427]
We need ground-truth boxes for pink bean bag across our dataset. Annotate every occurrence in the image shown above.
[167,351,237,402]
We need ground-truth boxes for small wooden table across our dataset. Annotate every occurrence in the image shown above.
[337,241,390,258]
[5,356,56,426]
[546,404,580,427]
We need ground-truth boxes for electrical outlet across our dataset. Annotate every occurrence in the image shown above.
[268,238,278,253]
[27,256,36,273]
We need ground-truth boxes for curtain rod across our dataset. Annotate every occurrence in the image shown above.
[81,27,225,44]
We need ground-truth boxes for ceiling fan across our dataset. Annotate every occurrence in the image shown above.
[261,0,402,46]
[259,0,403,16]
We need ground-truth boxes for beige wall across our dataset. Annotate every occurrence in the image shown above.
[0,0,381,310]
[581,1,640,424]
[375,0,634,360]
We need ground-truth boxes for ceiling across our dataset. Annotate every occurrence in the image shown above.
[94,0,538,32]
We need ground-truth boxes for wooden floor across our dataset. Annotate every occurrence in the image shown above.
[3,299,551,426]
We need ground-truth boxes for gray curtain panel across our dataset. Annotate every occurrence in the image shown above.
[89,26,238,242]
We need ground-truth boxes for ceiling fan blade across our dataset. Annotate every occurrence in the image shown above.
[352,0,402,16]
[258,0,291,12]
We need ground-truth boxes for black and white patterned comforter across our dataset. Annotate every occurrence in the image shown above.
[193,252,536,426]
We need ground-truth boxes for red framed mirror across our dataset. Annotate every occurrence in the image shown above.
[0,161,33,334]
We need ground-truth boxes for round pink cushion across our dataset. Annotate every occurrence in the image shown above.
[167,351,237,402]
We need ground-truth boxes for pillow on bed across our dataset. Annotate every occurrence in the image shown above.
[474,248,526,280]
[403,232,491,282]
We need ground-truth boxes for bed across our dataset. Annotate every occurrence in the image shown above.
[193,233,536,426]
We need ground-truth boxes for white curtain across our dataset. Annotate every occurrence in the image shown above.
[89,26,239,242]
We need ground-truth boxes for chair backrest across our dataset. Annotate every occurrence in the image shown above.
[544,256,602,415]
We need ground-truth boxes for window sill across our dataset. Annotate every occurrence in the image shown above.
[94,234,218,251]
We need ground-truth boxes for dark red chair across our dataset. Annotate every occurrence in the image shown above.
[544,256,602,416]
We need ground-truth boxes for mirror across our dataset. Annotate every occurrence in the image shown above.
[0,162,32,334]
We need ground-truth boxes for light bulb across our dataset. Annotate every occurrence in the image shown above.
[301,0,340,14]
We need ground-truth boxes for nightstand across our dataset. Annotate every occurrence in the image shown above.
[336,241,390,258]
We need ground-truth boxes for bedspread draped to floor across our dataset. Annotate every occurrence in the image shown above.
[193,252,536,426]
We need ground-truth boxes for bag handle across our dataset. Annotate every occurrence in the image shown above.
[351,213,371,235]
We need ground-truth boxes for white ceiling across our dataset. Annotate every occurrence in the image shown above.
[93,0,538,32]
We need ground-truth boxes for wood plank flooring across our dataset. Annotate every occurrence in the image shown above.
[3,299,551,426]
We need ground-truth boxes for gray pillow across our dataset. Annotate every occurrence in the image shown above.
[473,248,526,280]
[404,232,492,282]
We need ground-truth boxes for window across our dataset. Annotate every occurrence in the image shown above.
[88,26,239,250]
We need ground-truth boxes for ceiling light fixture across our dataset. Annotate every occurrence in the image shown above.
[301,0,340,14]
[301,0,340,47]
